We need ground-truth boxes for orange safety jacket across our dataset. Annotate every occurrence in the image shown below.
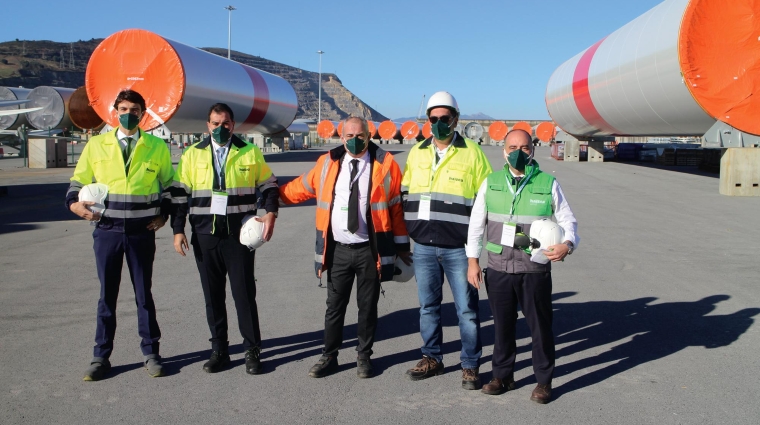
[280,143,410,282]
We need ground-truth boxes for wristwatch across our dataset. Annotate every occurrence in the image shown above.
[564,241,574,255]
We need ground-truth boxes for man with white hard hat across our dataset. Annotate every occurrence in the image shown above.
[402,92,493,390]
[66,89,175,381]
[466,129,579,404]
[170,103,279,375]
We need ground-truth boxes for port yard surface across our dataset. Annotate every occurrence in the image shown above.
[1,144,758,424]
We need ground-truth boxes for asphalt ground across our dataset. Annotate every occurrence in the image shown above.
[1,143,758,424]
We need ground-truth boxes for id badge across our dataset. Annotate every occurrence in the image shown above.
[340,206,349,231]
[500,222,517,247]
[418,193,431,221]
[210,191,228,216]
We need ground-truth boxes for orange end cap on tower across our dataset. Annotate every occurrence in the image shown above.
[401,121,420,139]
[512,121,532,135]
[378,120,398,140]
[488,121,509,141]
[85,29,185,131]
[317,120,337,138]
[422,121,432,139]
[535,122,556,142]
[679,0,760,136]
[367,121,378,138]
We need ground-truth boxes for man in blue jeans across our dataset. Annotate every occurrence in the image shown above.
[401,92,493,389]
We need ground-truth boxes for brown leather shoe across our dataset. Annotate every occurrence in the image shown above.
[481,377,516,395]
[461,368,481,390]
[530,383,552,404]
[405,356,443,381]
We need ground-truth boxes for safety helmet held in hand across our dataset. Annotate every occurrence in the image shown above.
[78,183,108,214]
[426,91,459,116]
[529,219,564,250]
[392,256,414,282]
[239,215,267,251]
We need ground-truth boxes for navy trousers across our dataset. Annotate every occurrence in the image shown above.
[92,228,161,358]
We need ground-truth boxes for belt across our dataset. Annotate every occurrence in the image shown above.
[335,241,370,249]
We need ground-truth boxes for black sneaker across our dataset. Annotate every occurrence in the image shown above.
[405,356,443,381]
[245,347,262,375]
[308,355,337,378]
[203,350,230,373]
[83,358,111,381]
[357,357,374,379]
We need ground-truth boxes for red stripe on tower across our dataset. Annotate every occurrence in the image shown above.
[242,67,270,126]
[572,38,621,135]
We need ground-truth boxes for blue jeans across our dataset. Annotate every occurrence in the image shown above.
[413,243,481,369]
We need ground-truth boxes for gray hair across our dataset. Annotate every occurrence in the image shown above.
[342,116,369,136]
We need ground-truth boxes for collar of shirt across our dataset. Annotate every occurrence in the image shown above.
[210,138,230,155]
[342,148,370,167]
[116,128,140,147]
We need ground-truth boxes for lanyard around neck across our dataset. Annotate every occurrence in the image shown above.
[505,168,534,217]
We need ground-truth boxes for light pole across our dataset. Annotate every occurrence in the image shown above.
[224,5,236,59]
[317,50,324,123]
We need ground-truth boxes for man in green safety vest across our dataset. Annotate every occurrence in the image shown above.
[466,129,579,404]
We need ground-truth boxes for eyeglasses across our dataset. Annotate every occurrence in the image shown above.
[429,115,454,125]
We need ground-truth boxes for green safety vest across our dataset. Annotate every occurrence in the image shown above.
[484,162,555,273]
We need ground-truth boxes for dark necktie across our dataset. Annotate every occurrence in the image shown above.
[347,159,360,234]
[122,137,133,162]
[514,176,523,185]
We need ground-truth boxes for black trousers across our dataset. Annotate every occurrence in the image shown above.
[485,268,554,385]
[324,243,380,358]
[92,229,161,358]
[192,233,261,351]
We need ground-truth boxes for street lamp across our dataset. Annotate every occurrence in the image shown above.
[317,50,324,123]
[224,5,236,59]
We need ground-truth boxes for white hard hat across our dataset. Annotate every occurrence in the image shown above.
[392,256,414,282]
[529,219,565,250]
[79,183,108,214]
[239,215,267,250]
[426,91,459,116]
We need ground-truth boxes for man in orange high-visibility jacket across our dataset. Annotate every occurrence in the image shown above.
[280,116,410,379]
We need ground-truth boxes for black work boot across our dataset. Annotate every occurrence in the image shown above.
[203,350,230,373]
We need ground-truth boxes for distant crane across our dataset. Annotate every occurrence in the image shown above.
[416,94,426,120]
[69,43,74,69]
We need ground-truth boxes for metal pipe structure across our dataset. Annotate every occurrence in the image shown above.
[464,122,484,140]
[317,120,338,139]
[86,29,298,134]
[378,120,402,140]
[488,121,509,142]
[533,122,556,142]
[69,86,104,130]
[0,87,32,130]
[546,0,760,137]
[26,86,75,130]
[401,120,422,140]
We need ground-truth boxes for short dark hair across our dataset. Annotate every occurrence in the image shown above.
[113,90,146,111]
[208,103,235,122]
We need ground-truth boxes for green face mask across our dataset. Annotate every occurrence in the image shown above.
[211,126,231,145]
[119,113,140,131]
[345,137,366,155]
[507,150,529,171]
[431,120,452,140]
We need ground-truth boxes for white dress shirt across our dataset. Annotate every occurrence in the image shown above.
[210,138,230,186]
[116,128,140,148]
[331,150,371,244]
[466,168,579,258]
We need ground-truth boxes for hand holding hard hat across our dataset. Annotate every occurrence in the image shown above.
[72,183,108,222]
[240,215,269,251]
[529,219,568,264]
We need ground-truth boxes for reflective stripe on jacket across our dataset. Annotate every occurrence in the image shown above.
[484,163,554,273]
[66,128,174,233]
[280,142,410,282]
[170,135,279,236]
[401,132,492,247]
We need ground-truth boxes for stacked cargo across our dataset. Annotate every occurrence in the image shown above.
[675,149,700,166]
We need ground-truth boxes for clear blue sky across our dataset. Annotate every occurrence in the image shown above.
[1,0,663,120]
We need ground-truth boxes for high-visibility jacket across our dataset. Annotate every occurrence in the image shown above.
[66,128,174,233]
[401,132,493,247]
[170,135,279,236]
[280,142,410,282]
[484,163,555,273]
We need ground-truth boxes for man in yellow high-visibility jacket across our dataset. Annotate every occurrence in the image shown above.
[66,90,174,381]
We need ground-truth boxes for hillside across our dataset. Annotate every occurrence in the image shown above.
[0,39,387,122]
